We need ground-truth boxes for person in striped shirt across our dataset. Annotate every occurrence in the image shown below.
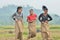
[12,6,23,40]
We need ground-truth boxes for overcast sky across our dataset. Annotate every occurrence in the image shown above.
[0,0,60,16]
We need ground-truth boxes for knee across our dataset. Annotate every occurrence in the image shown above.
[31,33,36,38]
[19,32,22,34]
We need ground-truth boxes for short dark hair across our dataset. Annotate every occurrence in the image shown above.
[42,6,48,11]
[30,9,33,12]
[17,6,22,12]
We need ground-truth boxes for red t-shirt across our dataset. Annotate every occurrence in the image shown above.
[27,14,37,21]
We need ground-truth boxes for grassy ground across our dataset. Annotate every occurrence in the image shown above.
[0,25,60,40]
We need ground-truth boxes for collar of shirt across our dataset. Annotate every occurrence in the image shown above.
[16,12,23,16]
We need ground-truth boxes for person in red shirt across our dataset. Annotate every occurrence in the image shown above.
[27,9,37,40]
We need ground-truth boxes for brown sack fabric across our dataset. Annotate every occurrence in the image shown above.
[15,20,23,40]
[28,21,36,39]
[41,22,51,40]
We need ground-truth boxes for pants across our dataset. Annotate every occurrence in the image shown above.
[15,20,23,40]
[41,22,51,40]
[27,21,36,39]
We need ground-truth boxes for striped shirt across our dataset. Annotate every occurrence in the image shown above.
[12,12,23,20]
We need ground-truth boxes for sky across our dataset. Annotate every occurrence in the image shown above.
[0,0,60,16]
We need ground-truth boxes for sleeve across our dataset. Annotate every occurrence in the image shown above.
[38,14,42,22]
[48,14,52,21]
[35,14,37,17]
[12,13,16,20]
[22,13,23,18]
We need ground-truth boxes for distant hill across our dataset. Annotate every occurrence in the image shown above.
[0,5,60,25]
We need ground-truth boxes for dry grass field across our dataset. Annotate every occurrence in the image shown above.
[0,25,60,40]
